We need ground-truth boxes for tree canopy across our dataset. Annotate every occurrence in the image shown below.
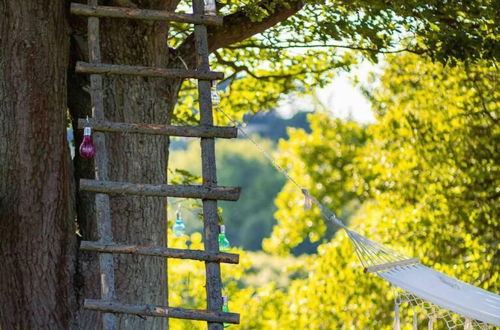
[167,53,498,329]
[173,0,498,125]
[264,53,499,326]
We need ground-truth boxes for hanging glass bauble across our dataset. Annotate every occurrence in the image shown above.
[211,84,221,106]
[222,295,230,328]
[173,208,186,237]
[79,126,96,160]
[218,225,231,251]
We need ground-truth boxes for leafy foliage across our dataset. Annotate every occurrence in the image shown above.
[169,138,285,250]
[168,231,305,330]
[168,4,499,323]
[262,54,498,327]
[358,55,499,289]
[263,114,368,254]
[172,0,499,126]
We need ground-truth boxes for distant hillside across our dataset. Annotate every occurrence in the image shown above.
[170,110,311,150]
[168,110,318,252]
[243,110,311,142]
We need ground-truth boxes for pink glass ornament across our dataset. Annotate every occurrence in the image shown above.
[79,127,96,159]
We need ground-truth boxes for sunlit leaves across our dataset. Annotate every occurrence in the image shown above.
[262,54,498,327]
[263,114,368,254]
[171,0,498,125]
[363,55,499,289]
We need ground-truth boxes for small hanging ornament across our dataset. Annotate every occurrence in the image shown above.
[211,82,221,106]
[79,125,96,160]
[302,189,312,210]
[204,0,216,15]
[222,295,230,328]
[218,225,231,251]
[173,207,186,237]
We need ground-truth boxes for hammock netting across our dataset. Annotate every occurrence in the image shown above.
[394,290,492,329]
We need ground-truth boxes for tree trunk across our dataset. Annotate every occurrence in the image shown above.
[0,1,77,329]
[69,1,182,329]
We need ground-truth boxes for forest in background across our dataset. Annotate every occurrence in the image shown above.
[169,111,322,253]
[167,53,498,329]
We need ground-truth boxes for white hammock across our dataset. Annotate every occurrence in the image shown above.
[303,189,500,328]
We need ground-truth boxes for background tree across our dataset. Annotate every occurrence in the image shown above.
[157,54,498,330]
[262,115,368,254]
[1,0,498,328]
[263,54,498,328]
[170,138,286,250]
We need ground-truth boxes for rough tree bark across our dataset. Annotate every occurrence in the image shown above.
[0,1,77,329]
[69,1,181,329]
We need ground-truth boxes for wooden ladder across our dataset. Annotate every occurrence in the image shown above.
[72,1,240,329]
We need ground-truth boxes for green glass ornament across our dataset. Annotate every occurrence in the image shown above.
[218,225,230,251]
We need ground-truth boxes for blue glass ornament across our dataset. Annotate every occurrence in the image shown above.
[173,208,186,237]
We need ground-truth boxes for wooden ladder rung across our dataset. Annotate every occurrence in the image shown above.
[80,179,241,201]
[76,62,224,80]
[71,3,223,26]
[84,299,240,324]
[78,119,238,139]
[80,241,239,264]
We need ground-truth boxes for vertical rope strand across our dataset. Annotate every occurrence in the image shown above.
[394,299,401,330]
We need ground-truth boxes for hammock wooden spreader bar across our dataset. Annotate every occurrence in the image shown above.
[364,258,420,273]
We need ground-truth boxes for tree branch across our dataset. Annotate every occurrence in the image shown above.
[225,42,423,55]
[209,0,305,52]
[176,0,305,68]
[213,50,335,82]
[213,51,294,81]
